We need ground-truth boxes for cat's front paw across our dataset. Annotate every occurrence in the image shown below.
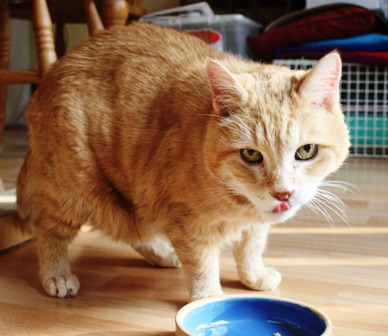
[42,273,80,298]
[240,267,282,291]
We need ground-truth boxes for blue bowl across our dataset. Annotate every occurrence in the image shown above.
[175,296,331,336]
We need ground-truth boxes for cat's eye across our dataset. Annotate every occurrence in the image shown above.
[240,148,263,164]
[295,144,318,161]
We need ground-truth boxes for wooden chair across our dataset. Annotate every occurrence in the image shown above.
[0,0,131,151]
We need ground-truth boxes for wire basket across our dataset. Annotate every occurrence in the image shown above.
[274,59,388,158]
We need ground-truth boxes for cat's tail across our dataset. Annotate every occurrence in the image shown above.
[14,150,35,234]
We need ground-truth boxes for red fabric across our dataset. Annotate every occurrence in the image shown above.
[248,6,377,59]
[276,50,388,67]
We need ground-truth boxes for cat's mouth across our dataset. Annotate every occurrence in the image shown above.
[272,201,291,214]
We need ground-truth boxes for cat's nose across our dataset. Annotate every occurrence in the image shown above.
[272,190,293,202]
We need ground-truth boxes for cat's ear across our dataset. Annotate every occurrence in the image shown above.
[206,59,248,117]
[301,52,342,111]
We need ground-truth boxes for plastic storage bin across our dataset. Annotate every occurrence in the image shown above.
[140,2,262,59]
[273,59,388,158]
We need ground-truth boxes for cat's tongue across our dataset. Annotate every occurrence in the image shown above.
[272,201,290,214]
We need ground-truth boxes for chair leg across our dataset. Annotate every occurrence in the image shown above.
[32,0,57,75]
[84,0,104,35]
[101,0,130,28]
[0,1,10,152]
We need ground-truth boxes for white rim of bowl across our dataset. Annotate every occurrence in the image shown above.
[175,294,332,336]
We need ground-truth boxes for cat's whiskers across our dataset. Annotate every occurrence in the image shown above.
[320,180,356,194]
[225,115,255,138]
[316,189,348,212]
[307,199,335,228]
[222,122,256,147]
[315,193,349,226]
[199,113,255,143]
[198,114,248,140]
[307,180,352,228]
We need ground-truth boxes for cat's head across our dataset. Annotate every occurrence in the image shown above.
[204,52,350,223]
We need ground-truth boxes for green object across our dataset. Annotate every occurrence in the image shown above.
[347,113,388,146]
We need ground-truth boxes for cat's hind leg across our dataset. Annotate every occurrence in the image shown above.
[233,224,281,291]
[34,223,80,298]
[133,235,181,268]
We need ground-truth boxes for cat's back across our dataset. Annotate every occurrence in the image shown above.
[37,22,218,91]
[82,22,217,63]
[27,23,220,133]
[24,23,228,186]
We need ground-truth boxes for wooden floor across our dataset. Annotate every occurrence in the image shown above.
[1,127,388,336]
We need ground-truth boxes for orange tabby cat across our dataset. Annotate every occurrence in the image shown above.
[17,22,350,301]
